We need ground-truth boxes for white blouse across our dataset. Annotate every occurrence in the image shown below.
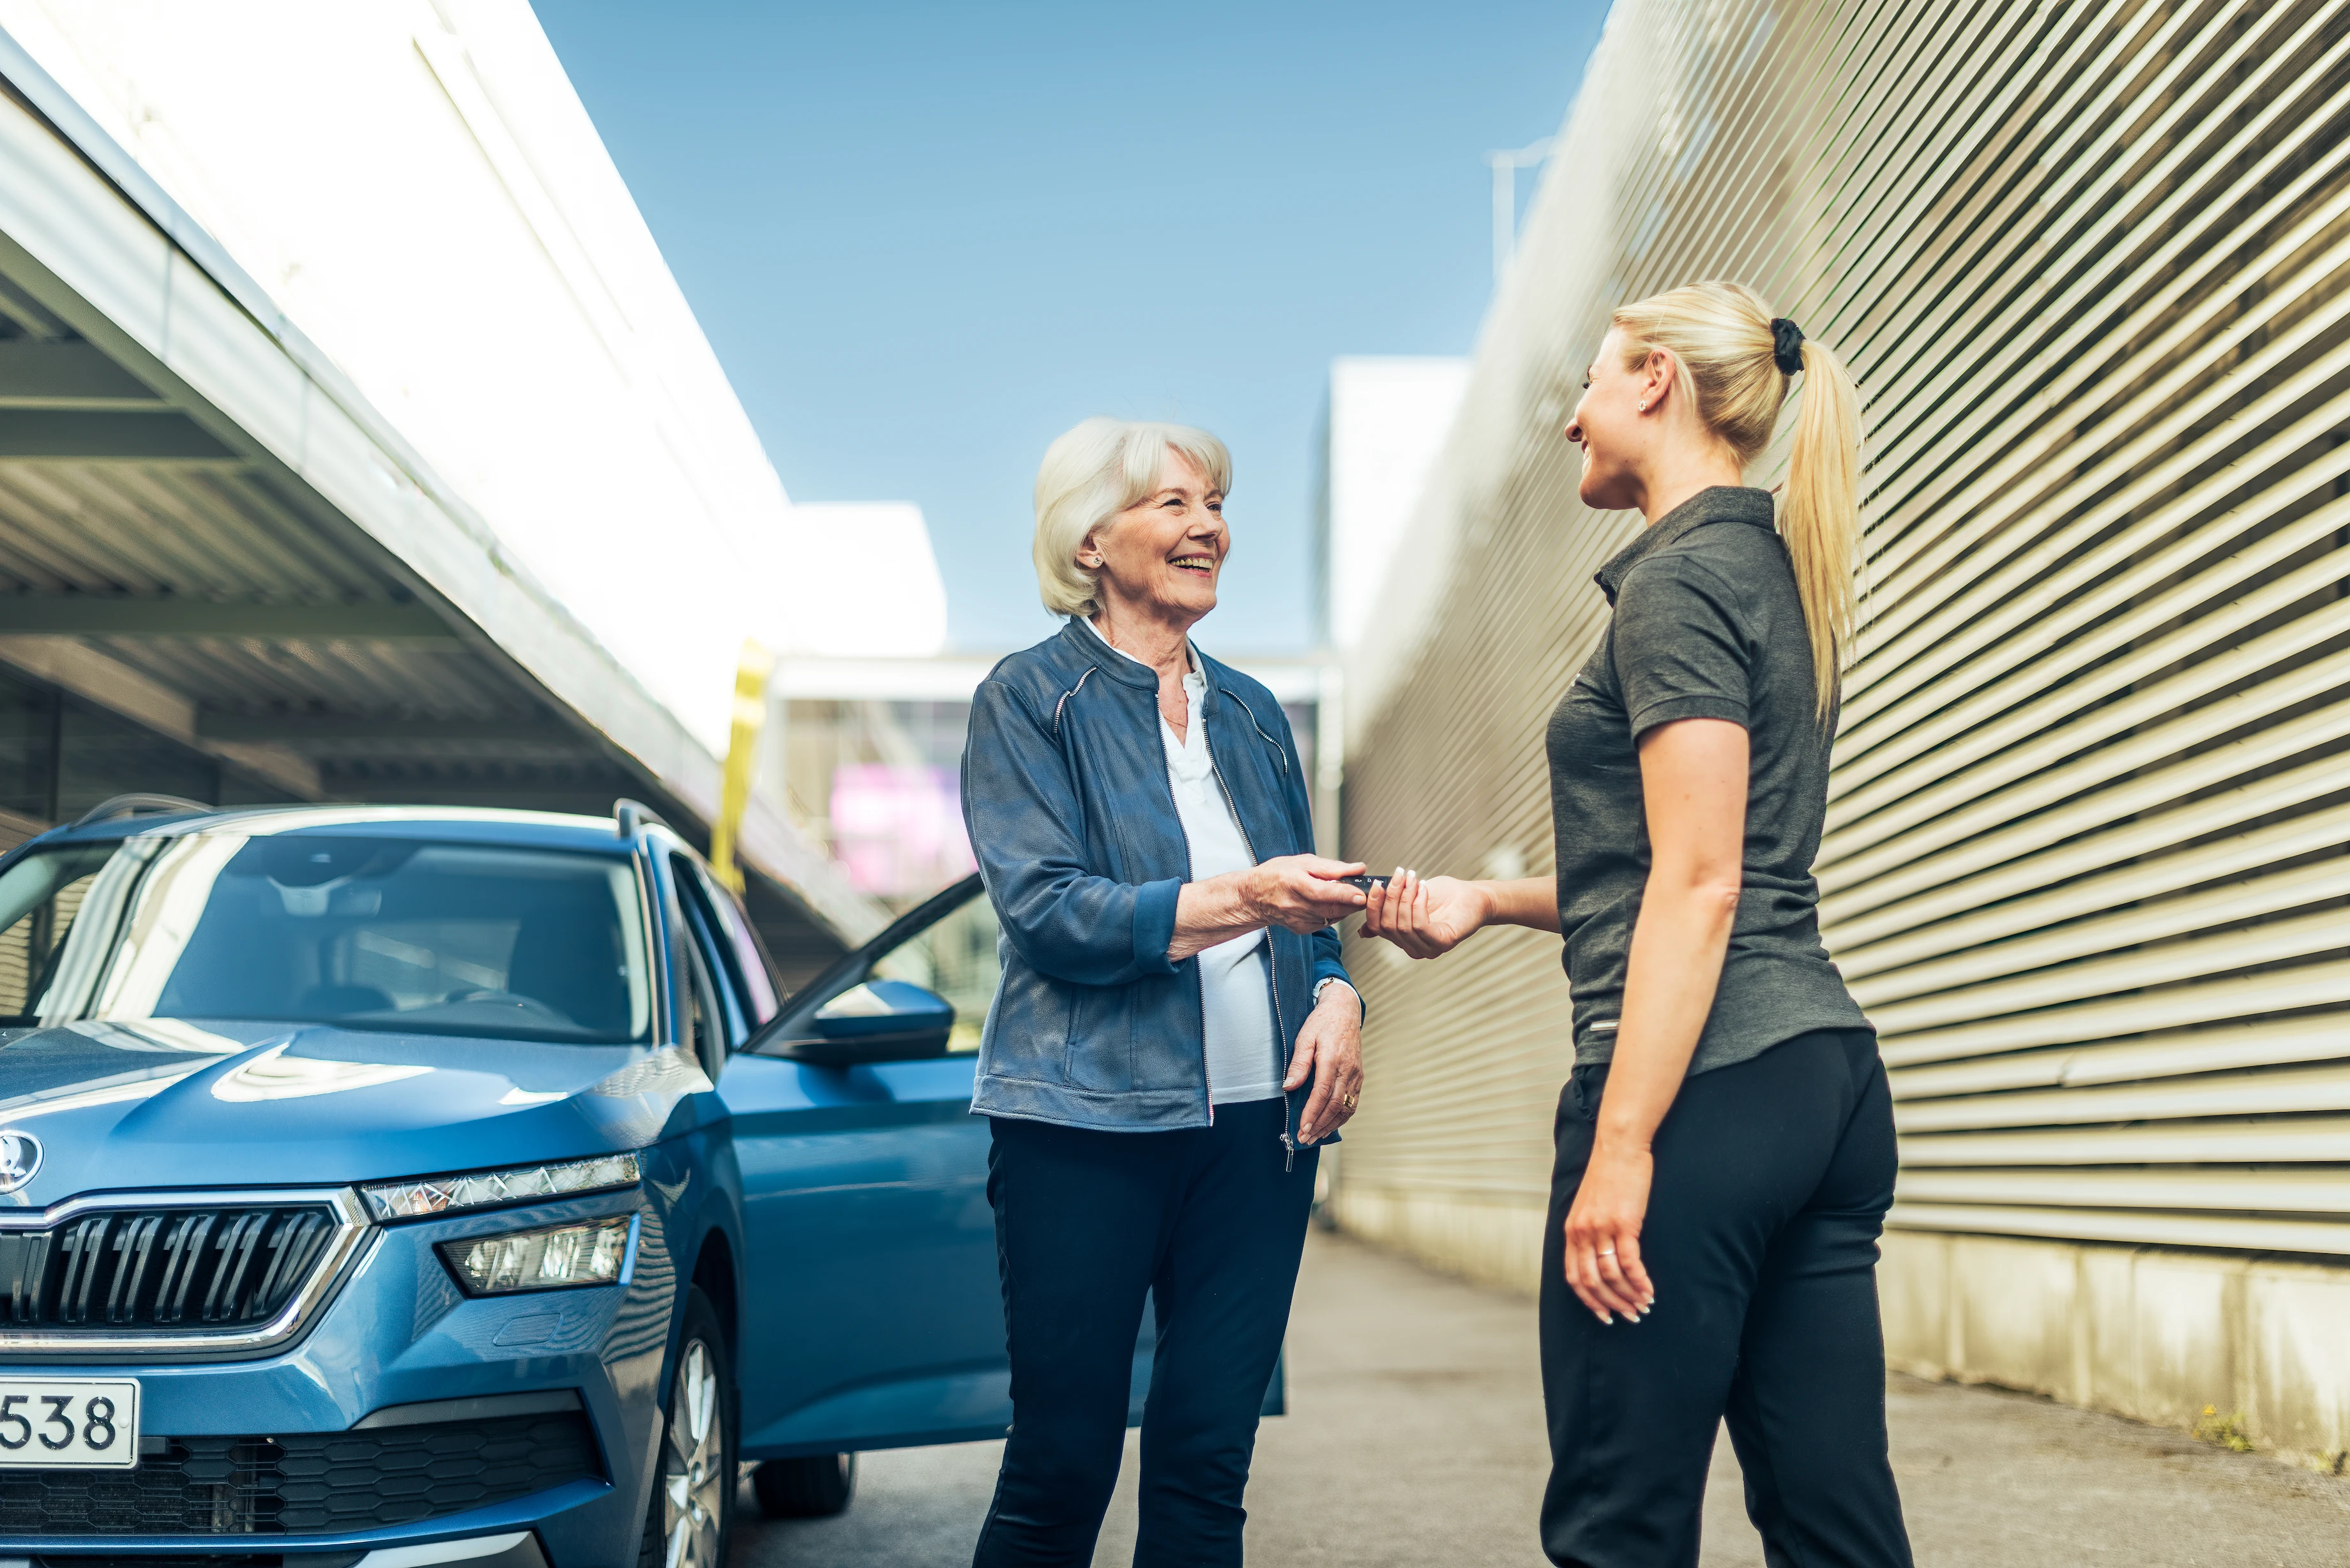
[1160,663,1283,1105]
[1080,621,1278,1104]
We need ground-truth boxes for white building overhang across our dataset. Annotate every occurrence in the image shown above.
[0,26,884,959]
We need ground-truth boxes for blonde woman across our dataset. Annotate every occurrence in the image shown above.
[961,418,1367,1565]
[1367,284,1913,1567]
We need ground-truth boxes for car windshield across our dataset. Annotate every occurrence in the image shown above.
[0,833,652,1044]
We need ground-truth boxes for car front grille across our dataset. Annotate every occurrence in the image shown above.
[0,1412,602,1536]
[17,1557,360,1568]
[0,1205,342,1333]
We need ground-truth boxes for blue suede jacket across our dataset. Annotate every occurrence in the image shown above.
[960,619,1354,1154]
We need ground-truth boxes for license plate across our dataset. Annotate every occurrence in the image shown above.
[0,1378,139,1469]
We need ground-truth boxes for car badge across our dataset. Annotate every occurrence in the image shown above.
[0,1129,41,1194]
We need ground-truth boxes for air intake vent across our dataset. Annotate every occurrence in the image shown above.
[0,1205,340,1331]
[0,1412,600,1535]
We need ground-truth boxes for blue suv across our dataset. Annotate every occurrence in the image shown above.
[0,798,1017,1568]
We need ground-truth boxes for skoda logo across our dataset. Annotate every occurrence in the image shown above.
[0,1130,40,1194]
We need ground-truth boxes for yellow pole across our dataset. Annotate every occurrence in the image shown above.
[709,639,773,895]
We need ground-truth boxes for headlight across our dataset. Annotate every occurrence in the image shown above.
[360,1154,641,1220]
[439,1215,634,1295]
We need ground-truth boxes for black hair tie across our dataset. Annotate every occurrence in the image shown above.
[1770,317,1806,375]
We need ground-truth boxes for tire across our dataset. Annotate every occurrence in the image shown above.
[752,1453,856,1519]
[638,1287,736,1568]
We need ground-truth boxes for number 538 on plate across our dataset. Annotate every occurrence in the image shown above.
[0,1378,139,1469]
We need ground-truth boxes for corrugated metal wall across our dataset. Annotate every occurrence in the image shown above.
[1335,0,2350,1279]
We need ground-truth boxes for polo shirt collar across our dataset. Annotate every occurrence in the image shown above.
[1592,485,1775,604]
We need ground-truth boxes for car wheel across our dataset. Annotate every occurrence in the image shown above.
[639,1287,735,1568]
[752,1453,856,1518]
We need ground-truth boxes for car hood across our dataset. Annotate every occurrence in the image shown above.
[0,1018,715,1209]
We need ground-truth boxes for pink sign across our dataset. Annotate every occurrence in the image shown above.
[830,764,976,898]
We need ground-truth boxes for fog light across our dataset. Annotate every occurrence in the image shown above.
[440,1215,633,1295]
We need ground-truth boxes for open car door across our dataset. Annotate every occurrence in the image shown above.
[718,870,1278,1478]
[722,873,1013,1459]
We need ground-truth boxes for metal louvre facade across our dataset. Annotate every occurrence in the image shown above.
[1333,0,2350,1449]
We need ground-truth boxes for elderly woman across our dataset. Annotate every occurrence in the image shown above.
[960,417,1368,1566]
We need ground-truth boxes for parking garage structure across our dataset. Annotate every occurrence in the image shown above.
[0,19,880,984]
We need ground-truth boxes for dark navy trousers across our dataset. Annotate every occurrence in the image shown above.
[973,1099,1317,1568]
[1540,1029,1914,1568]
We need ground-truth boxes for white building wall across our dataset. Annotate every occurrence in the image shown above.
[1322,356,1469,651]
[771,504,948,660]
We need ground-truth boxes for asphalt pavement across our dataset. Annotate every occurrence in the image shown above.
[732,1228,2350,1567]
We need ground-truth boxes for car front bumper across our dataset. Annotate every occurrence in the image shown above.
[0,1188,678,1568]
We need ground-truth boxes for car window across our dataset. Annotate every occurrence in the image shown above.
[677,916,726,1076]
[669,856,747,1052]
[685,861,779,1027]
[0,840,122,1018]
[870,885,998,1053]
[3,833,653,1043]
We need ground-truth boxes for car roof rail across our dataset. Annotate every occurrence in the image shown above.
[613,798,671,840]
[70,792,211,829]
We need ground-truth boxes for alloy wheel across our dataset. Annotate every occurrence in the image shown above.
[661,1337,729,1568]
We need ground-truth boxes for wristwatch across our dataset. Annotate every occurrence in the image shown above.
[1312,977,1360,1010]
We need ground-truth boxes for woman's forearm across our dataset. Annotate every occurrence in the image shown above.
[1474,876,1562,933]
[1593,876,1738,1151]
[1169,870,1262,961]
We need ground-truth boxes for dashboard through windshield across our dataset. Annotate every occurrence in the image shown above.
[0,833,653,1044]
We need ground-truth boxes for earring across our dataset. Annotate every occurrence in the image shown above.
[1637,401,1649,412]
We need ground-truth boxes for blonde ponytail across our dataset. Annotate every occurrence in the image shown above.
[1609,282,1864,721]
[1780,336,1861,721]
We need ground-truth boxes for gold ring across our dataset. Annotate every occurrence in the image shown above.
[1342,1092,1360,1111]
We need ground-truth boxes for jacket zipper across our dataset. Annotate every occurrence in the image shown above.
[1165,684,1213,1127]
[1197,919,1213,1126]
[1203,693,1294,1170]
[1185,797,1211,1128]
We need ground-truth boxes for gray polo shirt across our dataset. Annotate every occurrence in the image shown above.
[1545,485,1869,1074]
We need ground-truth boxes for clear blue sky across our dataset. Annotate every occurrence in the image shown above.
[536,1,1607,654]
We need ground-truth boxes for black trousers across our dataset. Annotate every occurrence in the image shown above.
[1539,1028,1914,1568]
[973,1098,1317,1568]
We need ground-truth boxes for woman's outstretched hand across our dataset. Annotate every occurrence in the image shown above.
[1361,868,1490,959]
[1243,855,1372,934]
[1563,1139,1656,1324]
[1285,981,1363,1143]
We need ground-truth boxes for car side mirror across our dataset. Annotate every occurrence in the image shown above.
[756,979,954,1067]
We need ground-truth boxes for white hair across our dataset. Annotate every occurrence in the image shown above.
[1031,418,1233,619]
